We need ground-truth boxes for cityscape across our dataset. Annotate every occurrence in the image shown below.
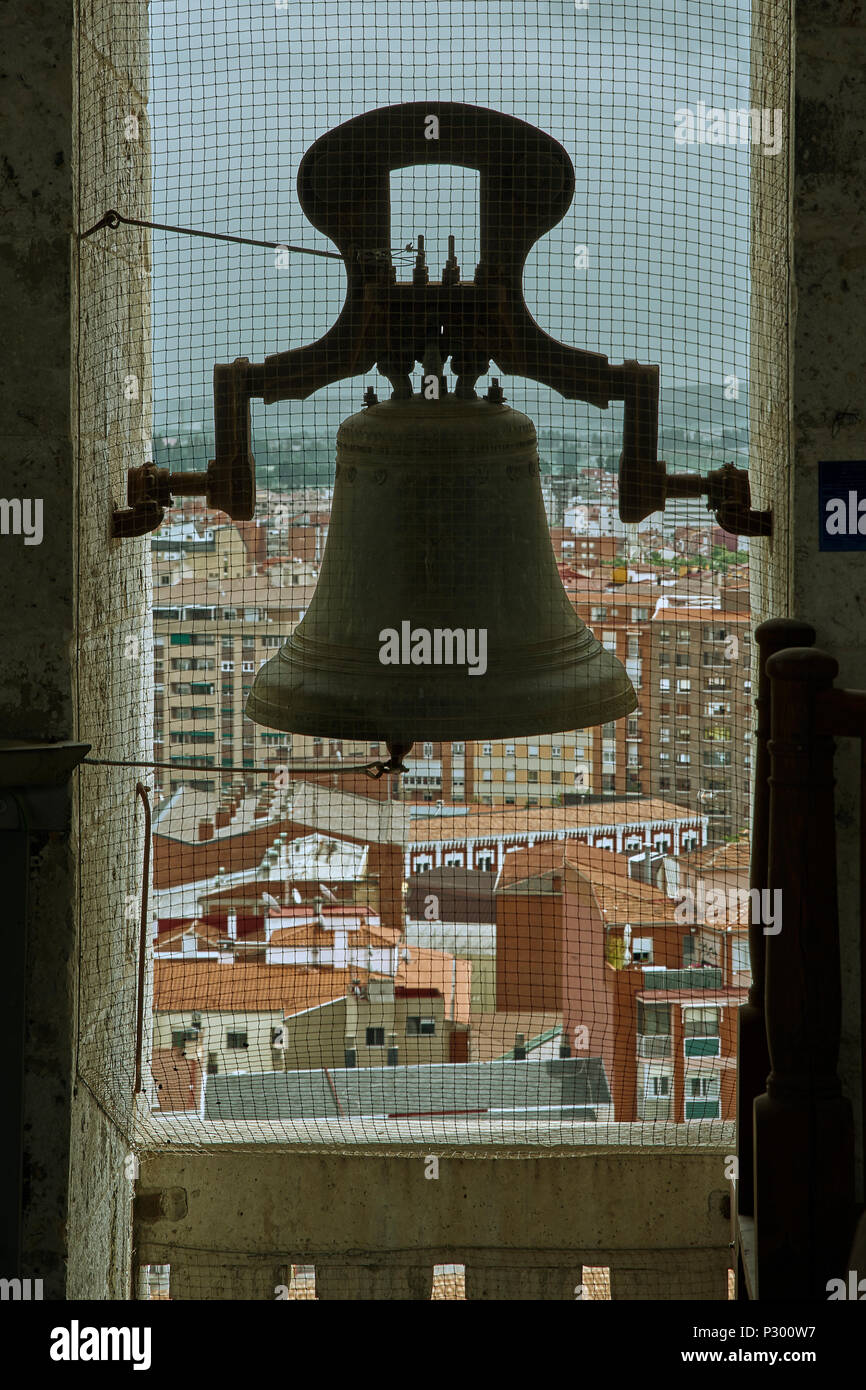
[149,459,753,1139]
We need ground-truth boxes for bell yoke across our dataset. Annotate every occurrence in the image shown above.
[211,102,661,768]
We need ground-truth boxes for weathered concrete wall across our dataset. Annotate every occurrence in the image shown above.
[0,0,151,1295]
[752,0,866,1199]
[137,1147,732,1300]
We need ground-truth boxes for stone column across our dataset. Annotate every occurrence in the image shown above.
[752,0,866,1205]
[2,0,151,1299]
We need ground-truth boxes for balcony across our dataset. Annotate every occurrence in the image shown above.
[642,968,723,991]
[684,1037,721,1058]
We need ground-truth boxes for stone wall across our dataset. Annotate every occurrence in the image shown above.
[0,0,151,1296]
[136,1146,733,1300]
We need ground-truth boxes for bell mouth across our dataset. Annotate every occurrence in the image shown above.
[244,640,636,744]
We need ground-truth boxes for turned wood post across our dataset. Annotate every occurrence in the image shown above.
[753,647,855,1299]
[737,620,814,1220]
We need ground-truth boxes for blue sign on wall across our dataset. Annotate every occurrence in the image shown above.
[819,461,866,551]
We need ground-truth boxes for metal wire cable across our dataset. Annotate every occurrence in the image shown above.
[80,755,402,779]
[78,209,417,265]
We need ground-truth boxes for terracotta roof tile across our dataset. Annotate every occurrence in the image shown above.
[496,842,676,922]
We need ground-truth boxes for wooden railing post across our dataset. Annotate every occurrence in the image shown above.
[737,620,814,1223]
[753,647,855,1298]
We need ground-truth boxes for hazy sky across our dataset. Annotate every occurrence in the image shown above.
[149,0,752,441]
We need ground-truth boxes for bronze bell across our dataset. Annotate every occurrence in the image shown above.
[246,394,637,746]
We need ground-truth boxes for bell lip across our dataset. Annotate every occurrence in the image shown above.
[243,673,638,742]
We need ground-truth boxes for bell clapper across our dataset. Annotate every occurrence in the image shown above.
[364,742,413,780]
[384,742,413,772]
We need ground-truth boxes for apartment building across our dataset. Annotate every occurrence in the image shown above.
[645,608,752,842]
[495,843,747,1122]
[152,579,314,794]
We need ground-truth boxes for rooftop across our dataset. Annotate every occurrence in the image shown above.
[154,944,471,1024]
[496,843,678,923]
[410,798,705,843]
[154,782,407,849]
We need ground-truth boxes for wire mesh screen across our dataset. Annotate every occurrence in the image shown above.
[74,0,788,1298]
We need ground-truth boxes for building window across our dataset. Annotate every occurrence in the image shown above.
[637,1001,671,1035]
[647,1074,670,1098]
[632,937,653,963]
[631,607,649,621]
[225,1031,248,1049]
[406,1017,436,1036]
[684,1007,719,1037]
[366,1027,385,1047]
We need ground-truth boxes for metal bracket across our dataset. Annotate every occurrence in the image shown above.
[112,360,256,538]
[618,453,772,538]
[202,102,663,488]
